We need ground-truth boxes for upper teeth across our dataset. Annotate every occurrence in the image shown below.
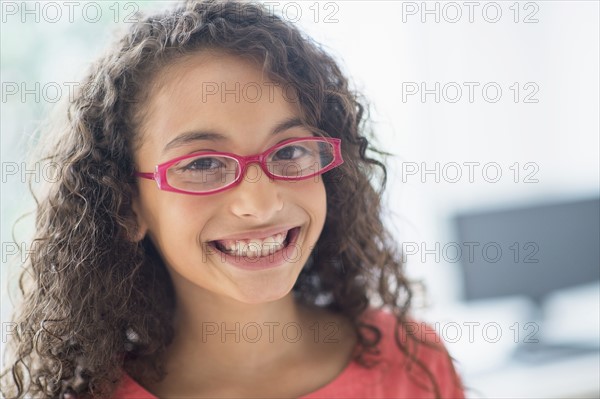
[216,232,288,257]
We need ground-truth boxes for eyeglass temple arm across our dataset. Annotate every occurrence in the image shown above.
[135,172,155,180]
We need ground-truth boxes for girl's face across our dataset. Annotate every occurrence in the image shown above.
[132,52,327,304]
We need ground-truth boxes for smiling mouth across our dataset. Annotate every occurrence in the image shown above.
[208,227,301,258]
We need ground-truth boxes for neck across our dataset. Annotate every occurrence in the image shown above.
[163,277,313,374]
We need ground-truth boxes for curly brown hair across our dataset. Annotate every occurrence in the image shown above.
[1,1,463,398]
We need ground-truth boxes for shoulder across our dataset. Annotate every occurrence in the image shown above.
[357,308,466,399]
[362,308,451,354]
[111,372,157,399]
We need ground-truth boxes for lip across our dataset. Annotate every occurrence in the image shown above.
[210,225,297,241]
[207,226,302,271]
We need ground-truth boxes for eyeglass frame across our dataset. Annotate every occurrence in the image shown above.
[134,136,344,195]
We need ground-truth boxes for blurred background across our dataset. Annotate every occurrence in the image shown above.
[1,1,599,398]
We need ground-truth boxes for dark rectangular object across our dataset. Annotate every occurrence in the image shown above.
[454,197,600,303]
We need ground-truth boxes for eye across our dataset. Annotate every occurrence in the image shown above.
[181,157,225,172]
[272,145,308,161]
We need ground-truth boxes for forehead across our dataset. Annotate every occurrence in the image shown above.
[137,51,301,151]
[154,50,270,95]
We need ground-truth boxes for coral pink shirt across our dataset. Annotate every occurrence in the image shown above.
[113,309,465,398]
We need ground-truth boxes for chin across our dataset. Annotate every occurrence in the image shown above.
[232,283,295,305]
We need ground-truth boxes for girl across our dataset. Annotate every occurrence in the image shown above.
[2,1,465,398]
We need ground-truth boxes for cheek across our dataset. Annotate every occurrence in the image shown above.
[307,182,328,251]
[294,179,328,230]
[139,189,218,250]
[316,182,328,218]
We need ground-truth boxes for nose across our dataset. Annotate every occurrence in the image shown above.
[228,162,284,220]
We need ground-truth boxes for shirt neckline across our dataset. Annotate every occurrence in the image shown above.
[121,352,362,398]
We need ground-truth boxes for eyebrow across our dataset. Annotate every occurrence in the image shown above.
[162,117,305,154]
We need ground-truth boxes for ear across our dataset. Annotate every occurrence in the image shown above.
[130,196,149,242]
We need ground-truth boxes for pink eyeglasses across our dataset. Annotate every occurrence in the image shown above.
[135,137,344,195]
